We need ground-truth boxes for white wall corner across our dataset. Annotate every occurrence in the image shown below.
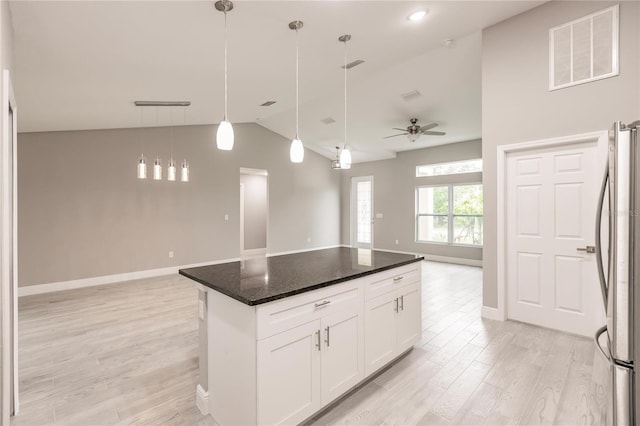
[196,384,209,415]
[481,305,505,321]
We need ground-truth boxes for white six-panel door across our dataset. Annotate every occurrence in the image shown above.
[506,142,603,337]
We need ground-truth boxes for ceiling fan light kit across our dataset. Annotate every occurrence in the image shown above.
[384,117,446,142]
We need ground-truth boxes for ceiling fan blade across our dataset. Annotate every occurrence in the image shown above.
[391,128,408,132]
[422,131,446,136]
[383,133,408,139]
[420,123,438,131]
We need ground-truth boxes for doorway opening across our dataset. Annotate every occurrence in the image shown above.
[350,176,374,249]
[240,168,268,258]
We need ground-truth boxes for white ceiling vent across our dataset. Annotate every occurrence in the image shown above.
[321,117,336,125]
[400,90,422,101]
[549,5,618,91]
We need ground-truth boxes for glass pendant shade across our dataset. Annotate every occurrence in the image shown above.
[153,158,162,180]
[340,147,352,169]
[181,160,190,182]
[216,120,234,150]
[137,156,147,179]
[290,138,304,163]
[167,158,176,181]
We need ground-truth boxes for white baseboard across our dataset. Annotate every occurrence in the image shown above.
[267,244,347,257]
[241,248,267,257]
[481,306,505,321]
[196,384,209,415]
[18,257,240,297]
[372,248,482,267]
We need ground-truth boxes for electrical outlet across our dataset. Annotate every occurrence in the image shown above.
[376,213,384,219]
[307,237,311,243]
[168,251,174,259]
[224,214,229,221]
[395,240,399,245]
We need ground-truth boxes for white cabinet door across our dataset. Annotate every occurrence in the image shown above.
[320,308,363,406]
[396,285,421,353]
[364,291,397,376]
[257,320,321,426]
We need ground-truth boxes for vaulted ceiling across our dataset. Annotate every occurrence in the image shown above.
[10,0,544,162]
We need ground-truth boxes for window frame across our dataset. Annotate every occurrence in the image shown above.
[415,158,483,178]
[415,183,483,247]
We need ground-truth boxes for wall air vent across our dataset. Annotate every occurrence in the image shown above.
[400,90,422,101]
[341,59,365,70]
[321,117,336,125]
[549,5,618,91]
[260,101,276,106]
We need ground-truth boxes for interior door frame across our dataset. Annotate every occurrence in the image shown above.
[1,70,18,420]
[350,176,374,249]
[491,130,609,322]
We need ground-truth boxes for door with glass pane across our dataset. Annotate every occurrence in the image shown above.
[351,176,373,249]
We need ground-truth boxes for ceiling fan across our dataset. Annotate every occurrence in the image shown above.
[384,118,446,142]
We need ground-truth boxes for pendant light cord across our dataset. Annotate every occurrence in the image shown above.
[140,106,144,156]
[343,39,347,150]
[170,106,174,158]
[224,10,228,121]
[295,27,299,139]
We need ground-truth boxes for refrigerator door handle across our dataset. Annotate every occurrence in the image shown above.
[595,167,609,309]
[594,325,611,362]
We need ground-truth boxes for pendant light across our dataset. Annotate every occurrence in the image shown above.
[339,34,352,170]
[168,107,176,181]
[289,20,304,163]
[153,157,162,180]
[215,0,234,150]
[137,106,147,179]
[181,107,190,182]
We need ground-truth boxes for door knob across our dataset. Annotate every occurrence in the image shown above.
[577,246,595,253]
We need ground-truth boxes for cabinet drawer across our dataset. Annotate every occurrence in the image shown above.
[365,264,420,301]
[256,278,364,340]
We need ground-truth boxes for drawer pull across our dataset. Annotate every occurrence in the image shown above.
[314,300,331,308]
[393,276,404,283]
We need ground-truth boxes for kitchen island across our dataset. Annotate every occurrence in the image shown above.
[180,247,423,425]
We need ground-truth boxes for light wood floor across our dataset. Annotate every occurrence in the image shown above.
[12,261,608,426]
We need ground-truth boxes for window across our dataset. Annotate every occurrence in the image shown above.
[416,184,483,246]
[416,159,482,177]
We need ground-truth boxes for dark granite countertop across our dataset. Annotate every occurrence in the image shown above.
[179,247,423,306]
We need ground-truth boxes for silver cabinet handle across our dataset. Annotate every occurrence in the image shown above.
[393,276,404,283]
[394,297,399,313]
[400,295,404,311]
[314,300,331,308]
[315,330,321,351]
[576,246,596,253]
[325,326,330,347]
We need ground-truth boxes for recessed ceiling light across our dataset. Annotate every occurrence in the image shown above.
[408,9,428,22]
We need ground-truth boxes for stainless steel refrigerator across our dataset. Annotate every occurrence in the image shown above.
[595,120,640,425]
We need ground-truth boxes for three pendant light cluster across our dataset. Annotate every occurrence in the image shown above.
[135,101,190,182]
[213,0,353,169]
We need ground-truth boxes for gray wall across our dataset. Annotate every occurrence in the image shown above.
[482,1,640,308]
[240,173,267,251]
[340,139,482,262]
[17,123,341,287]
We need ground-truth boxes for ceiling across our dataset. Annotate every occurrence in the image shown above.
[10,0,544,163]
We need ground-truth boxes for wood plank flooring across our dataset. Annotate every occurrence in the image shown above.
[12,261,608,425]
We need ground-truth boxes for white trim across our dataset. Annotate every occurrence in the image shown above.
[267,245,347,258]
[17,257,241,297]
[239,182,244,253]
[481,306,504,321]
[496,130,609,324]
[372,248,482,267]
[196,384,209,415]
